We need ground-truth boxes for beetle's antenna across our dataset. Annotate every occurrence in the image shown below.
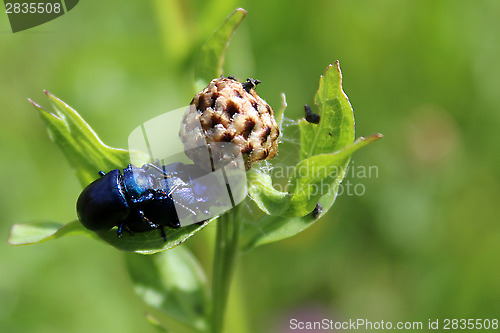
[166,183,181,197]
[171,197,197,216]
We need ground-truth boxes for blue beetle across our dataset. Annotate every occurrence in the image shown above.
[76,163,211,241]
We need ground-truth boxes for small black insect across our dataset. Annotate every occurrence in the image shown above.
[76,163,213,241]
[304,104,320,124]
[221,74,237,81]
[242,78,261,92]
[311,203,323,219]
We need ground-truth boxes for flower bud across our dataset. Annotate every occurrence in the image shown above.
[180,77,279,169]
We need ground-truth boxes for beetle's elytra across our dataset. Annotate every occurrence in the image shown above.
[77,163,211,241]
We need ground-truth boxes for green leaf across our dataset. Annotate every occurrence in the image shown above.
[240,185,338,251]
[17,93,212,253]
[97,219,214,255]
[246,61,358,218]
[8,221,92,245]
[240,136,383,250]
[247,169,290,216]
[240,62,383,250]
[8,217,215,255]
[125,246,209,331]
[286,135,383,217]
[300,61,355,159]
[194,8,246,91]
[240,214,314,251]
[30,92,149,187]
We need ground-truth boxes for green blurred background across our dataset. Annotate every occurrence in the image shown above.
[1,1,499,332]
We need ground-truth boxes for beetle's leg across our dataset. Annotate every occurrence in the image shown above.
[242,78,261,92]
[170,219,181,229]
[138,210,160,229]
[117,223,134,237]
[159,226,167,242]
[145,163,180,180]
[117,222,125,237]
[166,183,181,197]
[138,210,167,241]
[145,163,168,175]
[98,171,106,177]
[171,196,197,215]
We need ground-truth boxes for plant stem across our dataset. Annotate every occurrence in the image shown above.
[211,206,241,333]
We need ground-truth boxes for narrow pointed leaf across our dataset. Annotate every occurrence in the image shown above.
[31,93,149,187]
[8,221,91,245]
[194,8,246,91]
